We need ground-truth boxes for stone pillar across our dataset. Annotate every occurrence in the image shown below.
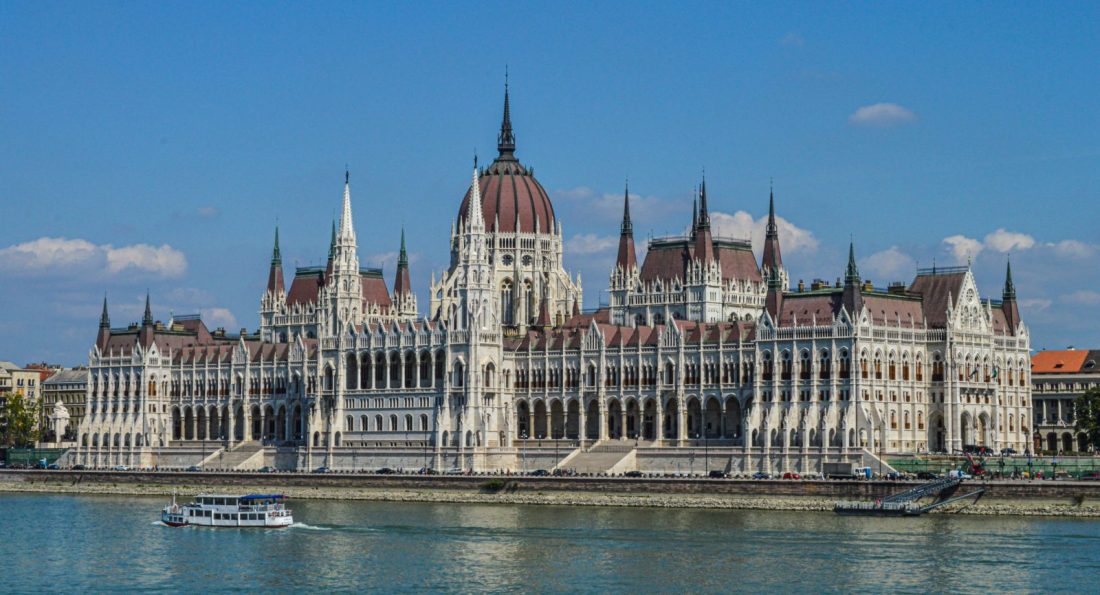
[598,400,609,441]
[578,402,587,446]
[655,400,664,445]
[677,401,687,446]
[226,406,235,448]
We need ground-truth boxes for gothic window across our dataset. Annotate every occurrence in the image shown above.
[501,279,515,326]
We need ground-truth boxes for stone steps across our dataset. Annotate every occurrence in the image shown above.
[561,442,635,474]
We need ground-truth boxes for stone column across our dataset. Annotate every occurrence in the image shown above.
[578,402,587,446]
[655,400,664,445]
[677,401,687,446]
[226,406,235,448]
[598,400,609,441]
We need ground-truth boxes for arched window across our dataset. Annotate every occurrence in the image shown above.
[405,414,413,432]
[501,279,515,326]
[389,415,398,432]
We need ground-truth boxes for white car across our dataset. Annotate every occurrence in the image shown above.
[113,465,130,471]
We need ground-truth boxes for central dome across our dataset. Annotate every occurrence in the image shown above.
[457,85,556,235]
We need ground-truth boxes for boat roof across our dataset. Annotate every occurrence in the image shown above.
[194,493,286,500]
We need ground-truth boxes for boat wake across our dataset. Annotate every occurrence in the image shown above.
[290,522,332,531]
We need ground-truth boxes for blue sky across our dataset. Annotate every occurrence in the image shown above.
[2,2,1098,365]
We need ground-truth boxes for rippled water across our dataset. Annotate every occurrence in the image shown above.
[1,493,1096,593]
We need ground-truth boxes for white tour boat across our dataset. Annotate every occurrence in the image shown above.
[161,493,293,528]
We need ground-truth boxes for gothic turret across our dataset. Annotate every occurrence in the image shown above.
[762,184,783,272]
[842,241,864,317]
[1002,259,1020,334]
[142,292,153,326]
[615,182,637,272]
[328,170,362,330]
[96,295,111,349]
[693,177,715,263]
[394,227,411,297]
[266,226,286,296]
[497,73,516,159]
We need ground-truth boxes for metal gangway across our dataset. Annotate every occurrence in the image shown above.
[882,477,961,504]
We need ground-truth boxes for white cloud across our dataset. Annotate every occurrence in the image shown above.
[0,237,187,279]
[780,32,805,47]
[849,103,918,127]
[983,228,1035,252]
[106,244,188,277]
[861,246,915,281]
[1061,290,1100,306]
[200,307,238,330]
[1019,298,1052,312]
[942,235,983,264]
[711,210,819,255]
[197,206,220,219]
[566,234,617,256]
[553,187,681,229]
[1050,239,1096,258]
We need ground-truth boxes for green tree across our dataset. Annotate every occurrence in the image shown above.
[1,391,40,448]
[1074,386,1100,452]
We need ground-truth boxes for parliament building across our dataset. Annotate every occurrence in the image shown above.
[74,85,1033,474]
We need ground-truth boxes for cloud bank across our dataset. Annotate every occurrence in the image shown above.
[849,103,917,127]
[0,237,187,278]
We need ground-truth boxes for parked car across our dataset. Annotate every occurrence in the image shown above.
[1000,448,1018,456]
[257,466,275,473]
[314,466,332,474]
[916,471,938,480]
[113,465,130,471]
[46,463,61,470]
[752,472,771,480]
[529,469,551,476]
[376,467,396,475]
[185,465,202,472]
[444,468,464,475]
[417,467,438,475]
[708,470,729,479]
[623,470,643,478]
[782,472,801,480]
[71,464,86,471]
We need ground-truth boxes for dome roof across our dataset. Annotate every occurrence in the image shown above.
[457,84,556,235]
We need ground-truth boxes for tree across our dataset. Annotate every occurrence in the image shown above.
[0,391,40,448]
[1074,386,1100,452]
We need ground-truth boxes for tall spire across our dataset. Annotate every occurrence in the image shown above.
[1002,257,1021,334]
[328,219,336,260]
[691,190,698,235]
[616,180,637,272]
[338,169,356,243]
[620,180,633,235]
[842,240,864,316]
[267,226,286,295]
[845,241,860,285]
[271,226,282,265]
[393,227,412,297]
[497,69,516,158]
[762,182,783,271]
[99,295,110,329]
[697,176,710,230]
[467,163,485,231]
[1003,258,1016,300]
[142,292,153,326]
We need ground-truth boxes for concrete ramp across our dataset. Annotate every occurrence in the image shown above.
[560,442,635,474]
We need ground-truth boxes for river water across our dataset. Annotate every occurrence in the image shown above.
[0,493,1095,593]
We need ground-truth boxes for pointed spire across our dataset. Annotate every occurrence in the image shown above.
[466,163,485,231]
[328,219,337,260]
[100,295,110,329]
[691,190,698,234]
[697,175,710,230]
[271,226,282,266]
[142,292,153,326]
[1003,258,1016,300]
[497,69,516,158]
[616,180,638,272]
[766,179,778,236]
[845,241,860,285]
[762,181,784,272]
[394,227,412,297]
[620,180,633,235]
[338,169,356,243]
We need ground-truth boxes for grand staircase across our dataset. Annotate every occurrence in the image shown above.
[558,442,635,474]
[203,442,266,471]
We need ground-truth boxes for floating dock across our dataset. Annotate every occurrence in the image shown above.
[834,477,986,516]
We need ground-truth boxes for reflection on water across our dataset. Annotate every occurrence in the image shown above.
[2,493,1097,593]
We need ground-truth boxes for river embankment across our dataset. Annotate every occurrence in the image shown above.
[3,470,1100,517]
